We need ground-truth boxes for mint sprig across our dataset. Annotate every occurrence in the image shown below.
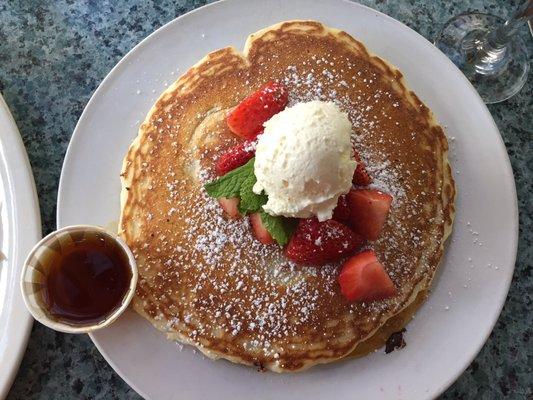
[238,172,268,214]
[259,211,297,246]
[204,158,255,199]
[203,157,294,246]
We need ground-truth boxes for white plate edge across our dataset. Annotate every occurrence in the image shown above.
[0,93,42,398]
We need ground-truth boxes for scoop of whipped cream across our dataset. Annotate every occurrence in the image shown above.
[253,101,356,221]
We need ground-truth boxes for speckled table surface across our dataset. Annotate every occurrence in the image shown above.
[1,0,531,399]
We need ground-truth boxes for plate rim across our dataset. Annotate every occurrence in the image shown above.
[56,0,518,398]
[0,93,42,398]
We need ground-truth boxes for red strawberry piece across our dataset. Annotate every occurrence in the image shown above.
[352,149,372,186]
[215,139,257,176]
[226,81,288,139]
[332,194,350,223]
[285,218,363,265]
[347,189,392,241]
[249,213,274,244]
[338,250,397,302]
[218,197,240,219]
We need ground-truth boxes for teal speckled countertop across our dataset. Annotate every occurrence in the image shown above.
[1,1,531,398]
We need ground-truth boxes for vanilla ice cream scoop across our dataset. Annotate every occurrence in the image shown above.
[253,101,356,221]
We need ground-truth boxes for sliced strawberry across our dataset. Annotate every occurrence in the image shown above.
[352,163,372,186]
[332,194,350,223]
[226,81,288,139]
[352,150,372,186]
[218,197,240,219]
[338,250,397,302]
[249,213,274,244]
[285,218,363,265]
[215,139,256,176]
[348,189,392,241]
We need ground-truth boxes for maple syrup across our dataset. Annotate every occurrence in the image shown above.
[41,233,132,325]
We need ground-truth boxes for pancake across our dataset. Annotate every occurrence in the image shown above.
[119,20,455,372]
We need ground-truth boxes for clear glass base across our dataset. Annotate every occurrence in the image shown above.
[435,13,529,104]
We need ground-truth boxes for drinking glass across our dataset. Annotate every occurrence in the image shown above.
[434,1,532,104]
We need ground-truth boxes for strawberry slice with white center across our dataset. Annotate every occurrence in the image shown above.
[338,250,397,302]
[226,81,288,139]
[249,212,274,244]
[218,197,240,219]
[347,189,392,241]
[215,139,257,176]
[285,218,363,265]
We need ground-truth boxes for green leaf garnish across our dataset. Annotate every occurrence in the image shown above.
[204,158,255,199]
[204,157,297,246]
[238,173,268,214]
[259,211,297,246]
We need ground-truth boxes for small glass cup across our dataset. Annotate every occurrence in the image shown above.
[434,1,531,104]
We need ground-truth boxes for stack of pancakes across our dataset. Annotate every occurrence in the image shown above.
[119,21,455,372]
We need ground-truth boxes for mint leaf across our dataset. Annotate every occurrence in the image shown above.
[238,173,268,214]
[260,211,297,246]
[204,158,255,198]
[204,158,297,246]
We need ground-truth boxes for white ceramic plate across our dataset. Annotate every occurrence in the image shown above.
[57,1,518,399]
[0,94,41,398]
